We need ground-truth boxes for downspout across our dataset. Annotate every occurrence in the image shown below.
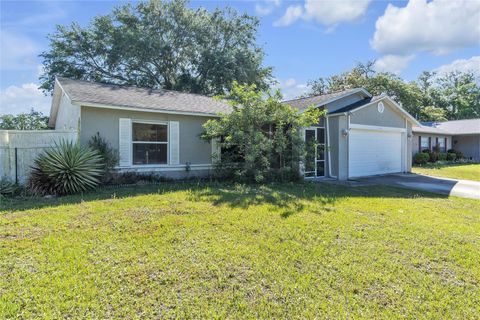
[346,113,351,180]
[325,116,337,179]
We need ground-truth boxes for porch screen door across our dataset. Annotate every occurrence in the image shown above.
[304,127,325,178]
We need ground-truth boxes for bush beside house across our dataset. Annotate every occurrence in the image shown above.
[414,145,464,165]
[414,153,430,165]
[201,83,324,183]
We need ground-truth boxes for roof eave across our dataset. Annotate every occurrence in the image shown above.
[73,100,225,117]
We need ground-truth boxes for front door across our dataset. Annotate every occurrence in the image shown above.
[304,127,325,178]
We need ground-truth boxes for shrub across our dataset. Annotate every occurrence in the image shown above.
[28,140,104,195]
[447,149,463,160]
[438,153,447,161]
[428,151,438,163]
[0,177,17,197]
[101,172,174,185]
[201,82,324,183]
[414,152,429,165]
[88,132,119,174]
[447,153,457,161]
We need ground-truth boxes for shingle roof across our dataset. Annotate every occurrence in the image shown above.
[412,126,452,135]
[56,77,232,115]
[329,96,384,114]
[435,119,480,135]
[282,88,369,111]
[413,119,480,135]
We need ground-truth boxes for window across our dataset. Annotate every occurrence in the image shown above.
[438,137,446,152]
[420,136,429,151]
[132,122,168,165]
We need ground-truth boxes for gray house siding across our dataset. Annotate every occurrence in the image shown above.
[350,99,405,128]
[454,135,480,162]
[337,115,349,180]
[80,106,214,167]
[407,122,413,172]
[327,116,339,178]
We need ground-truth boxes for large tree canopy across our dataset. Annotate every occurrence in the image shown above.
[40,0,272,95]
[304,61,479,121]
[0,110,49,130]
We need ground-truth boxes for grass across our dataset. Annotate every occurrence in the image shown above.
[413,163,480,181]
[1,182,479,318]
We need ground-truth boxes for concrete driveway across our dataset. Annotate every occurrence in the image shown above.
[352,173,480,200]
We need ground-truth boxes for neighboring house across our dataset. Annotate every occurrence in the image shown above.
[412,119,480,162]
[49,77,421,180]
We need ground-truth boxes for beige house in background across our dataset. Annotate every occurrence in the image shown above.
[412,119,480,162]
[49,77,421,180]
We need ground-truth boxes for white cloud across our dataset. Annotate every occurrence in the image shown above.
[0,83,51,115]
[275,0,370,27]
[274,78,309,100]
[274,5,303,27]
[371,0,480,56]
[374,54,415,75]
[434,56,480,76]
[0,30,40,70]
[255,0,281,16]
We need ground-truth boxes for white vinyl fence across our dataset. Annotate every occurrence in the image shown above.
[0,130,77,184]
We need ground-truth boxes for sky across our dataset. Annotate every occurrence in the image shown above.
[1,0,479,115]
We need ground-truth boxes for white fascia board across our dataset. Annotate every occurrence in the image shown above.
[48,78,73,128]
[73,101,222,118]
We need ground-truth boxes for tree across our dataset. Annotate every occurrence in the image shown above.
[201,82,323,182]
[304,61,422,116]
[39,0,272,96]
[433,71,480,120]
[303,61,480,121]
[0,109,49,130]
[420,106,447,122]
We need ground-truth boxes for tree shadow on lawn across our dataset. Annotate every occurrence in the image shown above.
[0,180,447,215]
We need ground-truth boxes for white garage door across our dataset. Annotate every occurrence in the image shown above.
[349,128,403,178]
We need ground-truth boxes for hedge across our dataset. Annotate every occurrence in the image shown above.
[414,152,430,165]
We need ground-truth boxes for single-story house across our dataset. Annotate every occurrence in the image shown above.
[412,119,480,162]
[49,77,421,180]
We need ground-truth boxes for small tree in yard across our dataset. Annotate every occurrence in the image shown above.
[201,82,324,182]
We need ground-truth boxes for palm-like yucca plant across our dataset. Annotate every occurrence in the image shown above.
[29,140,104,195]
[0,177,17,197]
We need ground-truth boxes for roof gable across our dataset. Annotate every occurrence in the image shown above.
[283,88,371,112]
[329,95,421,126]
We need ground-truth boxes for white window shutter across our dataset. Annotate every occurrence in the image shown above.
[169,121,180,165]
[118,118,132,167]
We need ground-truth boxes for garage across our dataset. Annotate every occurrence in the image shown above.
[348,127,404,178]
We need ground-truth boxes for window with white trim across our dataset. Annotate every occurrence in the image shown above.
[132,122,168,165]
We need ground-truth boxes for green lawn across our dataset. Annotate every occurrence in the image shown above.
[413,163,480,181]
[1,182,479,318]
